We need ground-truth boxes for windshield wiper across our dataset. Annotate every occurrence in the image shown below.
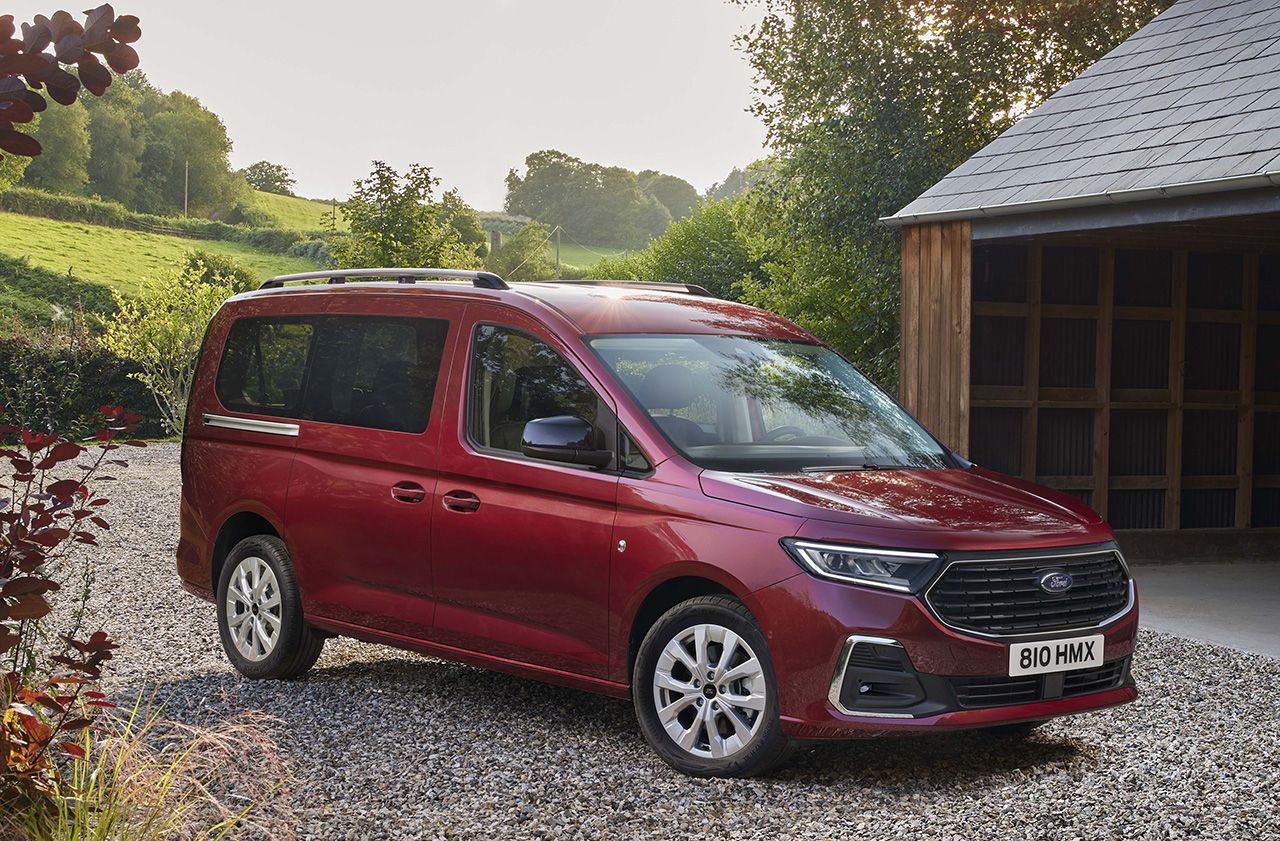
[799,464,905,473]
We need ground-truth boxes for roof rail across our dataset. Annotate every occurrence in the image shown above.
[539,279,715,298]
[259,268,508,291]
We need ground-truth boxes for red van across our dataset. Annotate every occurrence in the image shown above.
[177,269,1137,777]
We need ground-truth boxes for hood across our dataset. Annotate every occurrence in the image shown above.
[699,466,1104,542]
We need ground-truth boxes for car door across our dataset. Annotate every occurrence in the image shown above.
[430,303,619,678]
[285,294,463,640]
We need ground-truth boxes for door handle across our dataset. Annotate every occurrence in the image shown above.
[441,489,481,513]
[390,481,427,504]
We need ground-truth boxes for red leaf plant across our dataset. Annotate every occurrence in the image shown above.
[0,405,141,812]
[0,5,142,161]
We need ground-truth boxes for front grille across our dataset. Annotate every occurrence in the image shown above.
[950,658,1129,709]
[925,549,1130,635]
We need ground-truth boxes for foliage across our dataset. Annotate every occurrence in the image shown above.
[484,222,556,281]
[504,150,673,249]
[101,261,237,434]
[0,313,161,437]
[440,189,488,259]
[592,198,762,300]
[0,211,318,305]
[705,164,766,202]
[477,210,530,236]
[134,87,246,216]
[24,103,89,193]
[731,0,1174,384]
[82,77,143,206]
[637,170,699,221]
[332,161,481,271]
[0,406,139,809]
[17,702,289,841]
[242,161,295,197]
[181,250,257,295]
[0,5,141,172]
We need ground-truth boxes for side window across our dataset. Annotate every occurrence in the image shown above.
[620,431,652,473]
[469,324,600,454]
[216,318,314,417]
[303,316,449,433]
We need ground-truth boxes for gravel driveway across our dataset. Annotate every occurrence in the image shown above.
[85,443,1280,840]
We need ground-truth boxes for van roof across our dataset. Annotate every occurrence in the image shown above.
[238,277,816,341]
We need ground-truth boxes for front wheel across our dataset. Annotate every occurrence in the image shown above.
[633,595,793,777]
[216,535,324,680]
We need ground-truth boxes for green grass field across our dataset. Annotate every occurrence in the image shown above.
[249,189,347,232]
[0,211,320,296]
[548,241,625,272]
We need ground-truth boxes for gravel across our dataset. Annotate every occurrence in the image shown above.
[80,442,1280,840]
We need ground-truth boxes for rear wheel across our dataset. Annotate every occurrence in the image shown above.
[633,595,793,777]
[216,535,323,680]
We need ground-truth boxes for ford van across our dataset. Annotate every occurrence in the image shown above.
[177,268,1138,777]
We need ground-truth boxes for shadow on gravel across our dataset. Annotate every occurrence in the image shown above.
[141,653,1087,792]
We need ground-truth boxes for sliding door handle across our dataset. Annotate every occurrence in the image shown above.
[441,490,481,513]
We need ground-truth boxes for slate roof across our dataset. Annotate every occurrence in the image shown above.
[886,0,1280,225]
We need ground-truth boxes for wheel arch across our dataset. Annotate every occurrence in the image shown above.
[211,509,283,594]
[626,571,755,679]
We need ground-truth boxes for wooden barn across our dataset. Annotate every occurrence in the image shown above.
[885,0,1280,558]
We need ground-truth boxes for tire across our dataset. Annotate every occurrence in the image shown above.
[633,595,794,777]
[216,535,324,680]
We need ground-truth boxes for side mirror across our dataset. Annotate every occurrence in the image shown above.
[521,416,613,469]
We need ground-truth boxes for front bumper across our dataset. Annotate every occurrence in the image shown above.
[751,570,1139,739]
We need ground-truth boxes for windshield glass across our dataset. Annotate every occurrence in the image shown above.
[589,335,951,473]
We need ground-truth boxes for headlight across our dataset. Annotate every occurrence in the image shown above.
[781,539,941,593]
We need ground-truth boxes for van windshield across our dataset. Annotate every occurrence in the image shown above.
[589,335,951,473]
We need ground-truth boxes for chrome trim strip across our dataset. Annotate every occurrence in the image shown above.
[922,548,1136,641]
[828,635,917,719]
[201,413,299,437]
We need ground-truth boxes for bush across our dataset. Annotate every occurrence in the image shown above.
[289,237,337,265]
[484,222,556,281]
[0,318,162,438]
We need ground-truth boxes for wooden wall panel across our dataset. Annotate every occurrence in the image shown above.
[899,221,972,455]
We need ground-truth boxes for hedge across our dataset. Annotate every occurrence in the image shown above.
[0,187,327,256]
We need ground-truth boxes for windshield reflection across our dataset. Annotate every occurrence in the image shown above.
[590,335,950,473]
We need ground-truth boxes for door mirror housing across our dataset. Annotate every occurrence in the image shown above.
[521,416,613,469]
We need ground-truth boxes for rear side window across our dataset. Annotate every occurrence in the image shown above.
[214,315,449,433]
[216,319,314,417]
[469,324,600,453]
[303,316,449,433]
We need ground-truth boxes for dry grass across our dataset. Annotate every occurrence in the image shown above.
[6,699,293,841]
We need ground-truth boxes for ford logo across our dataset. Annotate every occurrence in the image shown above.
[1038,570,1074,595]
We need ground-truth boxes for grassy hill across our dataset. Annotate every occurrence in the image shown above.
[0,211,319,298]
[249,189,346,232]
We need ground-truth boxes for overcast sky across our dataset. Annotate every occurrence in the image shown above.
[15,1,769,209]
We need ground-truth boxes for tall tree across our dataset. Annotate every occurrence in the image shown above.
[83,80,144,204]
[732,0,1174,383]
[136,90,244,215]
[638,170,699,221]
[24,100,90,192]
[244,160,296,196]
[332,161,480,271]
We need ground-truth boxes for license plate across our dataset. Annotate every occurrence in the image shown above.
[1008,634,1104,676]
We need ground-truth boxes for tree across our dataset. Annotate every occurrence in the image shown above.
[731,0,1174,384]
[440,188,488,258]
[484,222,556,281]
[638,170,698,221]
[332,161,480,271]
[135,90,245,215]
[505,150,676,248]
[706,164,766,201]
[24,100,90,192]
[101,259,235,433]
[0,6,141,179]
[244,160,296,196]
[593,198,764,299]
[83,78,145,204]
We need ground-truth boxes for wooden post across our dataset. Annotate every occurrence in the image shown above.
[1022,244,1043,481]
[1166,251,1188,529]
[1238,255,1258,527]
[1093,247,1115,519]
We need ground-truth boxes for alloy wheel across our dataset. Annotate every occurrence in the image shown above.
[652,622,768,759]
[224,555,282,662]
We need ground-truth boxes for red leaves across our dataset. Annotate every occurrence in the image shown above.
[45,478,84,497]
[0,5,141,161]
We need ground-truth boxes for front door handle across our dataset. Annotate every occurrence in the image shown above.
[441,489,481,513]
[390,481,427,504]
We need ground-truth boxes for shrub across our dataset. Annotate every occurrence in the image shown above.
[0,317,161,438]
[101,262,235,435]
[484,222,556,281]
[288,237,335,265]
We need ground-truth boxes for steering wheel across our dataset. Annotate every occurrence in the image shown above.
[761,425,807,442]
